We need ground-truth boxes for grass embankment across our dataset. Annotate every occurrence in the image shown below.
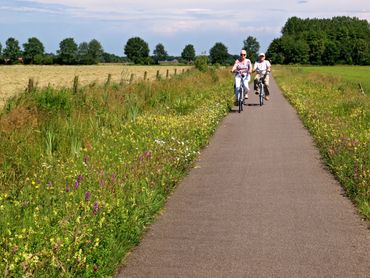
[0,69,233,277]
[274,65,369,221]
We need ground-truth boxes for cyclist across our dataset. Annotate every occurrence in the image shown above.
[253,53,271,100]
[231,50,252,103]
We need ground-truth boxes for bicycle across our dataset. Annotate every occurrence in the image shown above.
[257,73,268,106]
[235,73,248,113]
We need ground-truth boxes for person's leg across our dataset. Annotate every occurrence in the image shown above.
[235,76,241,103]
[264,74,270,100]
[254,74,260,94]
[243,76,249,99]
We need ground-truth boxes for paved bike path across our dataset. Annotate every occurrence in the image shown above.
[117,77,370,277]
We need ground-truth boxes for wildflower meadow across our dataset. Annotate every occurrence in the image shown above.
[0,68,233,277]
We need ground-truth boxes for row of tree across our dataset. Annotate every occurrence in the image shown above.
[266,16,370,65]
[0,35,261,65]
[0,37,124,65]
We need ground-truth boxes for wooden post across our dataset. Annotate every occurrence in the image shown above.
[73,76,79,93]
[156,70,160,80]
[182,69,185,74]
[27,78,34,93]
[166,69,169,78]
[129,73,134,84]
[174,69,177,75]
[358,83,365,95]
[106,74,112,86]
[144,71,148,81]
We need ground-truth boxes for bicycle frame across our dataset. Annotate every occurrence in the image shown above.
[257,75,266,106]
[236,73,248,113]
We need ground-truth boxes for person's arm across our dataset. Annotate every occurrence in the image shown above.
[231,60,238,73]
[266,61,271,73]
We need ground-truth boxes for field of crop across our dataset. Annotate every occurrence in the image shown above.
[0,64,192,107]
[0,67,233,277]
[273,65,369,221]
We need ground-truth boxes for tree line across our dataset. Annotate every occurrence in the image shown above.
[0,35,261,66]
[266,16,370,65]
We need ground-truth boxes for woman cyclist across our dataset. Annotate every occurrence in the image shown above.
[231,50,252,103]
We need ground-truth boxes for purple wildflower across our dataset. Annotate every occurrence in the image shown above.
[47,181,53,188]
[66,186,70,193]
[138,154,143,162]
[110,173,117,183]
[83,155,90,164]
[145,150,152,158]
[85,191,91,201]
[99,179,105,187]
[75,180,79,189]
[93,201,99,215]
[77,175,83,182]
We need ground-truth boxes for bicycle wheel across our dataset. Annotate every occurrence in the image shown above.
[259,83,264,106]
[238,87,243,113]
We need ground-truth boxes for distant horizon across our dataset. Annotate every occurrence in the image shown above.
[1,0,369,56]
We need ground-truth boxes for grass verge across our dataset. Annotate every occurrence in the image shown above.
[273,65,369,222]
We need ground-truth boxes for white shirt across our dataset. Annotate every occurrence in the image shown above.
[253,60,271,75]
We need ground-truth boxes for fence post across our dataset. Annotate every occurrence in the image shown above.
[182,69,185,74]
[166,69,169,78]
[174,69,177,75]
[144,71,148,81]
[156,70,160,80]
[73,76,79,93]
[105,74,112,86]
[27,78,34,93]
[129,73,134,84]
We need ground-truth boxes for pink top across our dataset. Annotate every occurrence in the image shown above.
[232,58,252,76]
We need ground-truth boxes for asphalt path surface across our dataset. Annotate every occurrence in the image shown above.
[117,77,370,277]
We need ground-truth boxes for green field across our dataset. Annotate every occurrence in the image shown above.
[274,65,370,221]
[300,66,370,95]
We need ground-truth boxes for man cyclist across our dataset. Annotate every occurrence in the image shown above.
[253,53,271,100]
[231,50,252,103]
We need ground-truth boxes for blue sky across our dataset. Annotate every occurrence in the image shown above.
[0,0,369,56]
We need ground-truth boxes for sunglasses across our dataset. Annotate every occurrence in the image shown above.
[240,54,246,56]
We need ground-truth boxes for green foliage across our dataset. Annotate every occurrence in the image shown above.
[243,36,260,63]
[124,37,150,64]
[57,38,78,65]
[23,37,45,64]
[153,43,168,64]
[209,42,229,64]
[88,39,104,64]
[3,37,21,64]
[194,55,209,71]
[181,44,196,63]
[274,65,370,220]
[0,69,233,276]
[268,16,370,65]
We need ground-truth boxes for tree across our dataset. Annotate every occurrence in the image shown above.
[57,38,78,64]
[88,39,103,64]
[0,42,2,58]
[153,43,168,64]
[3,37,21,64]
[209,42,229,64]
[322,41,339,65]
[77,42,91,64]
[243,36,260,62]
[266,38,284,64]
[124,37,149,64]
[23,37,45,64]
[181,44,196,63]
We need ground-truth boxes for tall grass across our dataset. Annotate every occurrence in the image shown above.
[0,68,233,277]
[274,65,369,221]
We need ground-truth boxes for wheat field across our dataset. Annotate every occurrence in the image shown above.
[0,64,192,107]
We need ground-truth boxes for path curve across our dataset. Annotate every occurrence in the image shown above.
[117,77,370,277]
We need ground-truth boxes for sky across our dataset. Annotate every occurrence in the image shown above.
[0,0,369,56]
